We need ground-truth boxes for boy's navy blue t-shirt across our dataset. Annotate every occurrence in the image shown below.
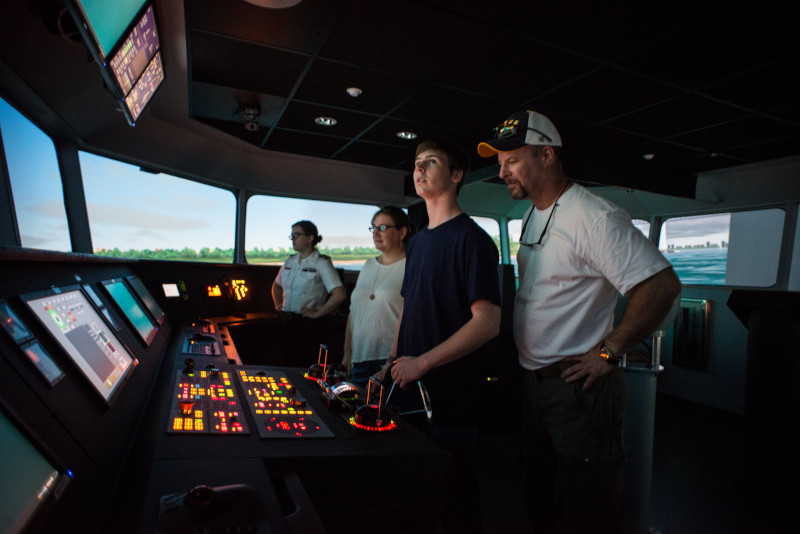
[395,213,501,425]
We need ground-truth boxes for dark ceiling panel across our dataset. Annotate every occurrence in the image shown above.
[278,101,377,138]
[358,118,458,147]
[701,55,800,114]
[188,0,343,53]
[393,87,512,133]
[190,30,308,96]
[531,67,682,124]
[437,33,598,105]
[320,0,486,80]
[607,94,748,140]
[176,0,800,197]
[265,129,348,158]
[294,59,423,115]
[336,140,416,169]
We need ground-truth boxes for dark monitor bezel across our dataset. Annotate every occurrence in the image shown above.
[125,275,166,325]
[99,278,158,346]
[20,285,138,406]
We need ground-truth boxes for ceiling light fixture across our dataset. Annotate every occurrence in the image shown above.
[243,0,303,8]
[642,153,655,161]
[397,131,417,140]
[346,87,362,97]
[315,116,337,126]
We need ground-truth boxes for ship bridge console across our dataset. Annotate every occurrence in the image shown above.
[0,247,449,534]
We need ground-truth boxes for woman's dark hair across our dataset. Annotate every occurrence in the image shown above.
[373,206,416,245]
[293,220,322,245]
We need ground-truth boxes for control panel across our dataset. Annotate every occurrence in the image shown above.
[167,367,249,435]
[237,368,334,439]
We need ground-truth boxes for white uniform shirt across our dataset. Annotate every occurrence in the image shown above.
[348,257,405,364]
[514,183,671,369]
[274,249,343,314]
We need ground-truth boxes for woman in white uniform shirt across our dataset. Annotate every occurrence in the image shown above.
[272,220,345,364]
[343,206,414,388]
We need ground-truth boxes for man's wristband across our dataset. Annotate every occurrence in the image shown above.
[600,344,622,367]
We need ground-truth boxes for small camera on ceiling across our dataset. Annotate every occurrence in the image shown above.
[244,121,259,131]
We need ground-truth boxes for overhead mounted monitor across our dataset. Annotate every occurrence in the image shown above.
[66,1,164,125]
[107,5,165,125]
[100,279,157,345]
[126,276,165,325]
[66,0,148,61]
[22,287,137,404]
[0,404,69,533]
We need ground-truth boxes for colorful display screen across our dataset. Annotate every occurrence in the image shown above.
[23,288,136,404]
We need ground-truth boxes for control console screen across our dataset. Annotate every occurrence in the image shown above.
[0,407,68,533]
[126,275,165,324]
[101,279,157,345]
[23,288,137,404]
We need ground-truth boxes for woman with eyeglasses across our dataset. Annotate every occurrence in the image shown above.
[271,220,345,364]
[342,206,415,388]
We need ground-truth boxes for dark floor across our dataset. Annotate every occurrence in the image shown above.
[476,393,795,534]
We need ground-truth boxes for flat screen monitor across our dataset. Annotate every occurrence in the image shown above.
[100,279,157,345]
[67,1,164,125]
[20,339,65,387]
[122,50,165,125]
[66,0,149,61]
[126,276,165,325]
[0,299,33,344]
[107,5,165,125]
[0,406,68,533]
[22,287,136,404]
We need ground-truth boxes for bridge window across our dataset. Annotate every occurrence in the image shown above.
[0,97,70,251]
[79,152,236,262]
[660,210,783,287]
[632,219,651,238]
[245,196,385,269]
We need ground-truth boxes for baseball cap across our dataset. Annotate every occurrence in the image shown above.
[477,110,562,158]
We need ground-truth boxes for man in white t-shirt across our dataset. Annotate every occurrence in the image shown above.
[478,110,681,533]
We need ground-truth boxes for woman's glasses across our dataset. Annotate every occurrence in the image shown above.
[369,224,399,233]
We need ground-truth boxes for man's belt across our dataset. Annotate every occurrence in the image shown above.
[529,359,578,379]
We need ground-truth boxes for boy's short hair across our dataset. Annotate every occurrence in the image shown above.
[416,139,470,193]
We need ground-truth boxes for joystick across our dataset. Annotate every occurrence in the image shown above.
[184,485,216,508]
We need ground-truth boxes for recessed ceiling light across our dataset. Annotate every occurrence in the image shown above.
[642,153,655,161]
[397,131,417,140]
[315,116,337,126]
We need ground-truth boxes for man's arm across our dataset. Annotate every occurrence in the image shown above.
[391,299,501,388]
[563,267,682,389]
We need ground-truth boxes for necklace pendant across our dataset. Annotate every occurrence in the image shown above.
[370,294,375,300]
